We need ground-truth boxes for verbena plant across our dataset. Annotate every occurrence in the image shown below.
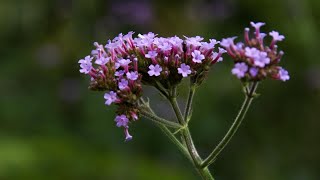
[78,22,289,180]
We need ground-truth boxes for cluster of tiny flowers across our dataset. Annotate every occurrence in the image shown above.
[78,32,226,140]
[221,22,290,82]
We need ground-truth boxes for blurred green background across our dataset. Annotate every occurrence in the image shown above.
[1,0,320,179]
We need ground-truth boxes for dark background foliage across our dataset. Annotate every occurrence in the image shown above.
[1,0,319,179]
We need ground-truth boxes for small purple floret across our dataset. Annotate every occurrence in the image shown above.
[250,22,265,30]
[78,56,93,74]
[124,128,133,141]
[118,58,131,66]
[115,70,125,77]
[158,42,172,51]
[249,67,259,77]
[245,47,270,67]
[269,31,285,42]
[232,62,248,78]
[191,50,205,63]
[126,71,139,80]
[148,64,162,76]
[115,115,129,128]
[184,36,204,46]
[220,37,236,48]
[178,63,192,77]
[145,50,158,59]
[118,79,129,90]
[278,68,290,81]
[104,91,118,105]
[95,57,110,65]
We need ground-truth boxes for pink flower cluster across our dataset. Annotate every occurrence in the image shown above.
[78,32,226,140]
[221,22,290,82]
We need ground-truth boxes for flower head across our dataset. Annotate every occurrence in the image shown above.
[78,56,93,74]
[278,67,290,81]
[253,51,270,68]
[249,67,259,77]
[135,32,157,47]
[158,42,172,51]
[115,70,125,77]
[223,22,288,82]
[124,128,133,141]
[138,32,157,39]
[148,64,162,76]
[232,63,248,79]
[118,58,131,67]
[118,79,129,90]
[105,40,118,51]
[95,56,110,65]
[145,50,158,59]
[184,36,204,46]
[169,36,183,46]
[191,50,205,63]
[213,47,227,62]
[126,71,139,80]
[123,31,135,41]
[245,48,270,67]
[220,37,237,48]
[115,115,129,128]
[78,31,232,140]
[269,31,285,42]
[259,33,267,40]
[245,47,260,58]
[104,91,118,105]
[250,22,265,30]
[178,63,192,77]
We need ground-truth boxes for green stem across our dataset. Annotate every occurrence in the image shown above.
[184,84,196,122]
[158,124,192,162]
[169,87,214,180]
[139,98,191,161]
[160,123,213,179]
[201,82,259,168]
[182,127,214,180]
[169,97,185,125]
[154,81,169,98]
[140,109,182,129]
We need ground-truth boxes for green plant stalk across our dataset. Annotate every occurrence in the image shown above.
[157,124,192,162]
[169,88,214,180]
[140,109,182,129]
[139,98,191,161]
[184,84,196,122]
[201,82,259,168]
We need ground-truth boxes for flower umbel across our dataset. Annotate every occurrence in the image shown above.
[223,22,289,82]
[78,32,225,140]
[78,22,290,180]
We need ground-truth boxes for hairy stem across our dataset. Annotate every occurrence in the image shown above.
[139,98,192,161]
[169,87,214,180]
[140,109,182,129]
[184,84,196,122]
[201,82,259,168]
[158,124,192,162]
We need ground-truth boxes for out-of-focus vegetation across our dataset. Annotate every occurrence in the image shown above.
[0,0,319,179]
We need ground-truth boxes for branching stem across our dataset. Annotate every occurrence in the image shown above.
[201,82,259,168]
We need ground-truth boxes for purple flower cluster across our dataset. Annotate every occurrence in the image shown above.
[78,32,225,140]
[221,22,290,82]
[78,23,290,140]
